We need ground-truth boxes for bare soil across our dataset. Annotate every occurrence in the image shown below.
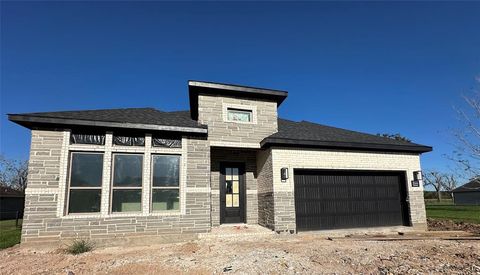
[1,233,480,274]
[428,218,480,235]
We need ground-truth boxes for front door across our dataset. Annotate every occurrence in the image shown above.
[220,163,246,224]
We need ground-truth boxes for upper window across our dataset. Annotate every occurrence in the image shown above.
[113,134,145,146]
[227,108,252,122]
[70,133,105,145]
[151,155,180,211]
[67,153,103,214]
[111,154,143,213]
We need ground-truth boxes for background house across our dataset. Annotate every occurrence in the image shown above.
[0,186,24,220]
[453,179,480,205]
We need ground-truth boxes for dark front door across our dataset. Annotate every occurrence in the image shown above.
[220,163,246,224]
[294,170,410,231]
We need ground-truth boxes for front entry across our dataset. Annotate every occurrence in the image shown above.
[220,163,246,224]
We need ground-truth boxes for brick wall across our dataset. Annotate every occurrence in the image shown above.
[270,148,427,232]
[256,149,274,229]
[21,130,211,244]
[210,148,258,226]
[197,94,278,146]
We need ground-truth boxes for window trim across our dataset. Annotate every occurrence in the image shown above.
[66,151,104,215]
[150,154,181,213]
[222,103,257,124]
[110,153,144,214]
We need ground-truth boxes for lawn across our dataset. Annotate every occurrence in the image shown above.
[0,219,22,249]
[425,202,480,224]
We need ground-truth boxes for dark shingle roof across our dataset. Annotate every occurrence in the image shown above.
[8,108,207,133]
[453,179,480,193]
[261,119,432,153]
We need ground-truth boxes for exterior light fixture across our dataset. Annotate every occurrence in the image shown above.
[412,170,422,187]
[281,167,289,182]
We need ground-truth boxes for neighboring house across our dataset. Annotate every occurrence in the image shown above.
[0,187,25,220]
[9,80,432,244]
[452,179,480,205]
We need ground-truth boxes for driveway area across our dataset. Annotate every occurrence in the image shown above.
[1,230,479,275]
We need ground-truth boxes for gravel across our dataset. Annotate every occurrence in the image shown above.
[1,232,480,274]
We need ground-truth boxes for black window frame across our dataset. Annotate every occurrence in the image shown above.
[66,152,104,215]
[110,153,144,213]
[150,154,181,212]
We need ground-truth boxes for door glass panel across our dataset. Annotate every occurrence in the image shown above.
[232,168,239,180]
[224,167,240,208]
[232,194,239,207]
[226,168,232,180]
[226,194,232,207]
[226,181,233,194]
[232,181,239,193]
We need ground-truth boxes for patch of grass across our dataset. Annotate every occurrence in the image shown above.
[66,239,94,255]
[425,204,480,224]
[424,199,453,205]
[0,219,22,250]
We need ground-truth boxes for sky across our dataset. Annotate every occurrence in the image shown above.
[1,1,479,176]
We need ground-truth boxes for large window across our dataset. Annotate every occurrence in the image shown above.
[111,154,143,212]
[151,155,180,211]
[227,108,252,122]
[67,153,103,214]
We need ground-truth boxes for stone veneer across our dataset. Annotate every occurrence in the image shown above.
[22,130,211,243]
[210,148,258,226]
[270,148,427,232]
[197,94,278,147]
[256,149,275,230]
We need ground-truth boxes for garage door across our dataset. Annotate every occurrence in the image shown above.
[294,170,409,231]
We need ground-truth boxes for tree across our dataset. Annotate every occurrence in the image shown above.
[423,171,444,202]
[451,76,480,177]
[377,133,411,142]
[0,155,28,193]
[442,174,458,199]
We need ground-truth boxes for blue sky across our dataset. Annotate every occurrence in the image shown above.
[1,2,479,175]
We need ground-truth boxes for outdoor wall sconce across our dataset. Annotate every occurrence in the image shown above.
[412,170,422,187]
[281,167,289,182]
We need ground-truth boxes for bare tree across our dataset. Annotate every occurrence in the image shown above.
[441,174,458,199]
[451,76,480,177]
[423,171,445,202]
[0,155,28,193]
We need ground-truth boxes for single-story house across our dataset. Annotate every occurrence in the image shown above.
[9,80,432,244]
[0,186,25,220]
[453,178,480,205]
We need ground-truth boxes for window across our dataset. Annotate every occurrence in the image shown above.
[70,133,105,145]
[227,108,252,122]
[113,134,145,146]
[67,153,103,214]
[151,155,180,211]
[111,154,143,212]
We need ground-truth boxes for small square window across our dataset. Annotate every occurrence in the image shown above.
[227,108,252,122]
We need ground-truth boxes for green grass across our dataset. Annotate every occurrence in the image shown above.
[425,203,480,224]
[0,219,22,249]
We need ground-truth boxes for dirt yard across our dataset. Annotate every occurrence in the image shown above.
[1,232,480,275]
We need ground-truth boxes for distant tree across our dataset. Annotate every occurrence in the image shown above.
[423,171,445,202]
[0,155,28,193]
[423,170,459,201]
[377,133,411,142]
[450,76,480,177]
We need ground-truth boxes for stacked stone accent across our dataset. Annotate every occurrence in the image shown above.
[256,149,275,230]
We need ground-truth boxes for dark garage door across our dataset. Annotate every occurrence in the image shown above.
[294,170,410,231]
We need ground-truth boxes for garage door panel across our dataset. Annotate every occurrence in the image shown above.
[294,170,409,231]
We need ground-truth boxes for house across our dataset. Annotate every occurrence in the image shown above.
[8,80,432,244]
[452,178,480,205]
[0,186,25,220]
